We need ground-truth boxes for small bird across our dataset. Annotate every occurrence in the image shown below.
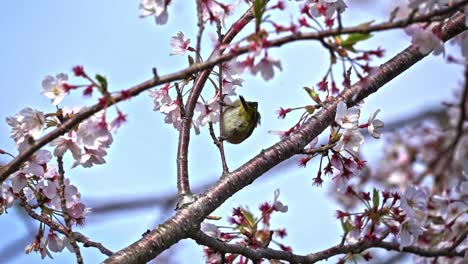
[221,95,261,144]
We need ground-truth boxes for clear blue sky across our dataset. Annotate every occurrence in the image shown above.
[0,1,464,263]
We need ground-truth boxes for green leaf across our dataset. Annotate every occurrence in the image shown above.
[241,208,257,228]
[303,86,321,104]
[188,55,195,66]
[372,188,380,208]
[341,33,372,51]
[95,74,108,91]
[253,0,265,30]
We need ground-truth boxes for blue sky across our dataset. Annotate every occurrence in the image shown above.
[0,1,465,263]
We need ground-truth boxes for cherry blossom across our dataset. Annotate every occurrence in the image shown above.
[41,73,68,105]
[44,231,65,253]
[367,109,384,139]
[139,0,169,25]
[398,218,424,250]
[400,186,428,220]
[76,117,113,150]
[335,101,360,129]
[72,147,107,168]
[148,84,172,110]
[251,55,283,81]
[49,133,82,161]
[222,78,243,96]
[160,100,182,130]
[273,189,288,213]
[333,128,365,156]
[170,32,192,56]
[308,0,347,18]
[200,222,221,238]
[7,107,45,145]
[22,150,53,177]
[405,25,444,55]
[222,59,243,80]
[201,0,232,24]
[0,182,15,213]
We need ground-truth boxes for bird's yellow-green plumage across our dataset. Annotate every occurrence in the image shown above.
[221,96,261,144]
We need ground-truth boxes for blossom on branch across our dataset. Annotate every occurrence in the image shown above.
[42,73,68,105]
[308,0,347,18]
[367,109,384,139]
[335,101,360,129]
[405,25,444,55]
[7,108,45,148]
[251,55,283,81]
[170,32,192,56]
[333,128,365,156]
[139,0,169,25]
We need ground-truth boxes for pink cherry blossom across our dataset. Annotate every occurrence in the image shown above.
[148,84,172,110]
[170,32,191,56]
[49,133,82,161]
[251,56,283,81]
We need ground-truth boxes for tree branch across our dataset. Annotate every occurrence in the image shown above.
[191,230,465,263]
[18,194,113,256]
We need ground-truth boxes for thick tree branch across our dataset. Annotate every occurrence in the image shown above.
[1,4,464,184]
[101,12,468,264]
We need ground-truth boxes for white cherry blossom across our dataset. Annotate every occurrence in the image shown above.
[335,101,360,129]
[400,186,428,220]
[367,109,384,139]
[201,222,221,238]
[405,25,444,55]
[333,128,365,156]
[273,189,288,213]
[42,73,68,105]
[398,218,425,250]
[139,0,168,25]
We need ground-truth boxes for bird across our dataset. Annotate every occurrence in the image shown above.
[221,95,261,144]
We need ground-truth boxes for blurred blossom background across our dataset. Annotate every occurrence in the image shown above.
[0,0,465,263]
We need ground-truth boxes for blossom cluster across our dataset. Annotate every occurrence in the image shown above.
[404,0,468,60]
[333,183,467,263]
[1,67,125,259]
[201,189,290,263]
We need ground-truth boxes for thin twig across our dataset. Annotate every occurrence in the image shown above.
[174,82,186,118]
[18,193,113,256]
[195,0,205,63]
[217,19,229,174]
[191,230,465,263]
[57,156,83,263]
[208,121,229,173]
